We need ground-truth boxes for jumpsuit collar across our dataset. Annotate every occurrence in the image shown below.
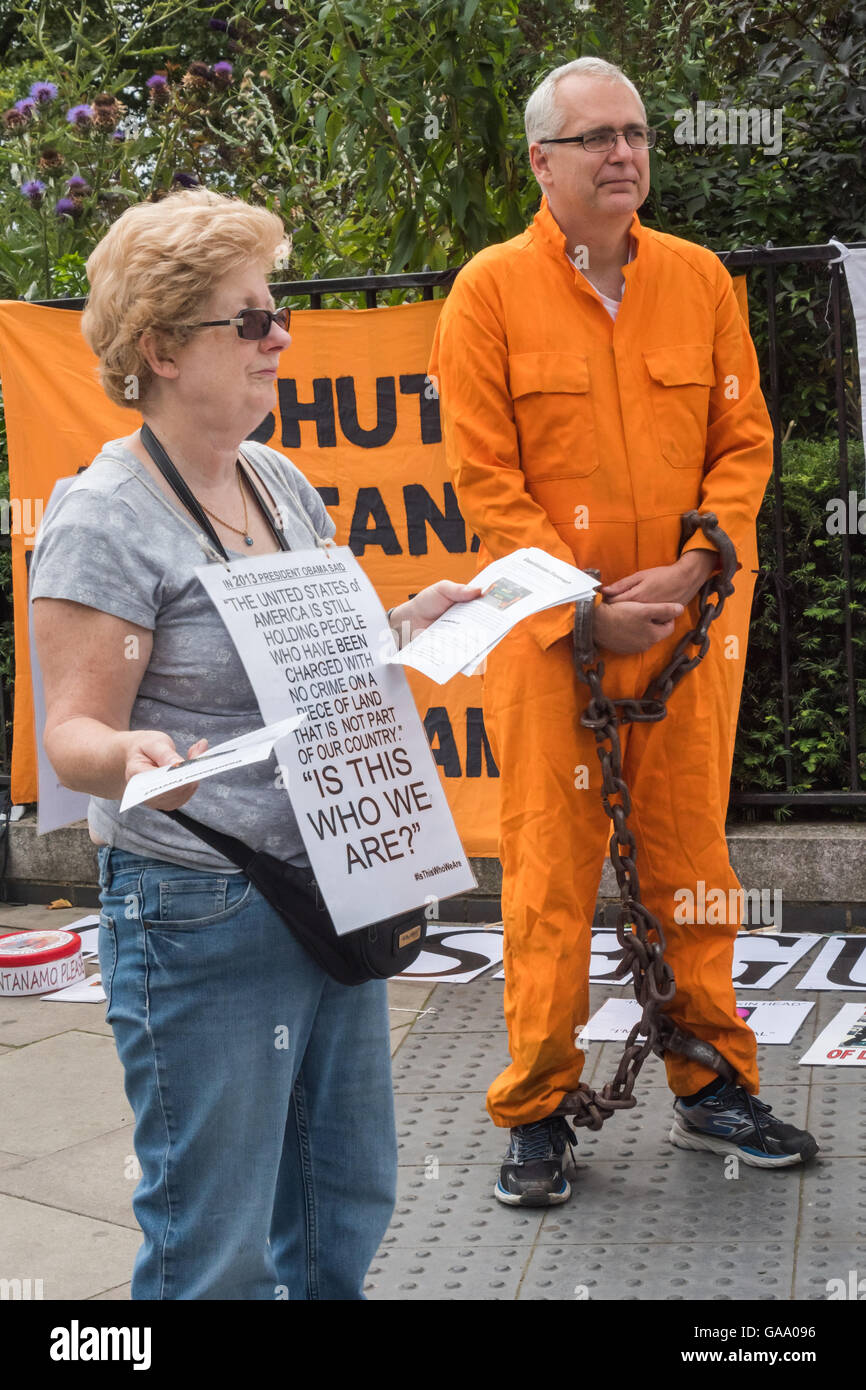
[531,193,645,271]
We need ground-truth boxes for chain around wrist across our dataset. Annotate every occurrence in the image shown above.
[574,578,603,665]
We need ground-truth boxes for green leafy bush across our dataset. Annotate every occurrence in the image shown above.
[732,438,866,814]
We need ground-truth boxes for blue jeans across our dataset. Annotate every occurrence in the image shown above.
[96,845,397,1300]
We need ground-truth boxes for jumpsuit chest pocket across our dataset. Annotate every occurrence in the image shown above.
[643,344,715,469]
[508,351,599,480]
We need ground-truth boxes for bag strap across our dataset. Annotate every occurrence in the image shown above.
[163,807,256,872]
[139,423,291,559]
[163,807,323,910]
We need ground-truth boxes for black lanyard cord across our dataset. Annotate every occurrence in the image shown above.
[139,423,291,561]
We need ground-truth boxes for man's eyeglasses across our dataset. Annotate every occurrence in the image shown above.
[182,306,291,339]
[540,127,657,152]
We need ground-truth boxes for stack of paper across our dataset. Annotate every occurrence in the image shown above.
[385,548,599,684]
[119,715,306,812]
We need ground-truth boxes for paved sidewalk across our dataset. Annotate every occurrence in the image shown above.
[0,902,434,1300]
[1,902,863,1301]
[365,956,866,1300]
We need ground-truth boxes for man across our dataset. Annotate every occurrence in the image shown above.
[429,56,817,1206]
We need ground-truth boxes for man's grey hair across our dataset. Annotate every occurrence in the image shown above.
[524,57,646,148]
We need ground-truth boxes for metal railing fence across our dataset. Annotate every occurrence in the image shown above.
[5,240,863,810]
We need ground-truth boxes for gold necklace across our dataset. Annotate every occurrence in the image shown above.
[199,461,254,547]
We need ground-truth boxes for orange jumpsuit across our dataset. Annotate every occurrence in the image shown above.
[429,196,771,1127]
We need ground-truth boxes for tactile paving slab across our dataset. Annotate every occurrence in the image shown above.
[517,1241,794,1300]
[796,1158,866,1241]
[396,1091,509,1166]
[365,962,865,1300]
[364,1244,525,1300]
[793,1242,866,1299]
[411,976,511,1034]
[538,1154,802,1246]
[381,1164,545,1248]
[806,1084,866,1157]
[391,1029,513,1093]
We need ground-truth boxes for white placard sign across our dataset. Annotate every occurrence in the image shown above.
[799,1003,866,1066]
[495,930,820,987]
[579,996,814,1044]
[196,546,475,933]
[396,927,504,983]
[588,930,628,982]
[731,932,820,989]
[492,927,628,983]
[796,935,866,992]
[42,973,106,1003]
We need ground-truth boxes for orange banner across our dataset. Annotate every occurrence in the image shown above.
[0,299,501,856]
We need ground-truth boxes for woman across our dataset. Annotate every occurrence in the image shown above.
[29,187,480,1300]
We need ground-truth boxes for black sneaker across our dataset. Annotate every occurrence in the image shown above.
[670,1080,819,1168]
[495,1115,578,1206]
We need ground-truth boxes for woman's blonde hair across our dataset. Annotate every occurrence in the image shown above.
[81,188,289,408]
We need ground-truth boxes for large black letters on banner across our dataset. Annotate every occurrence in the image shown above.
[275,374,443,450]
[314,485,481,556]
[466,707,499,777]
[425,707,461,775]
[349,488,402,554]
[424,707,498,778]
[336,377,397,448]
[399,374,442,443]
[404,483,465,555]
[277,378,337,447]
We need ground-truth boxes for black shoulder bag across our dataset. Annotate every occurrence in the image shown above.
[139,424,428,986]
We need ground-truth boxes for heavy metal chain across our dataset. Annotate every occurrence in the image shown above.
[554,511,740,1132]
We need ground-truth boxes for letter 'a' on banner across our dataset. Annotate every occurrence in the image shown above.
[0,298,503,856]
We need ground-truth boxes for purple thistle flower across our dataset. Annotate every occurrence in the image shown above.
[208,17,228,30]
[15,98,36,114]
[29,81,58,104]
[146,74,171,105]
[67,175,90,192]
[54,197,81,218]
[112,127,126,142]
[65,104,93,127]
[212,61,233,79]
[22,180,46,204]
[171,170,199,187]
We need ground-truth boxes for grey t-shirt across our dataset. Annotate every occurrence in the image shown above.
[28,437,337,872]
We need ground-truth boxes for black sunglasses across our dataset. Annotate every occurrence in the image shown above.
[183,306,291,340]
